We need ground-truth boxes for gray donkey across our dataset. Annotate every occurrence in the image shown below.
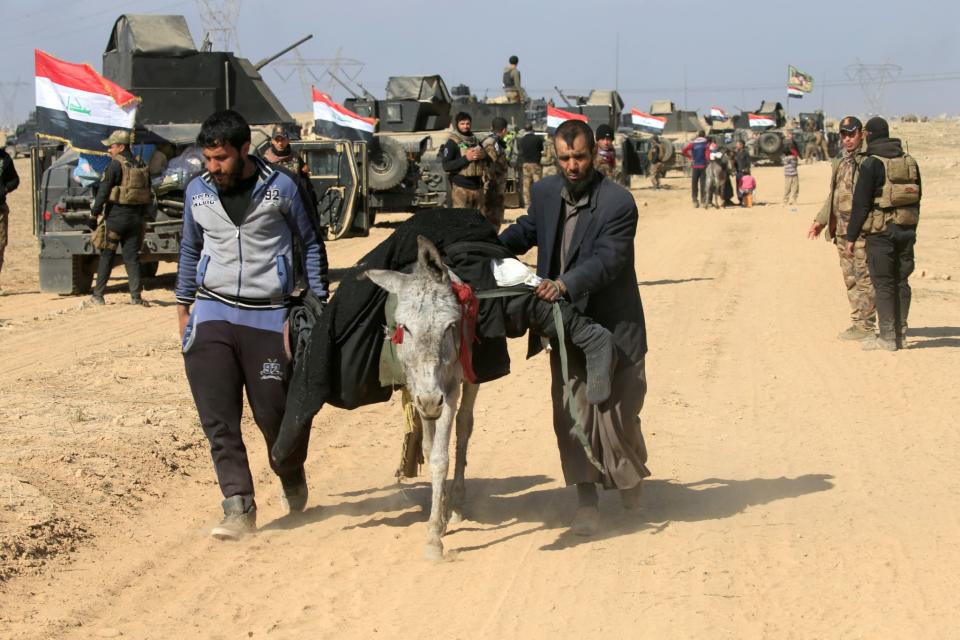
[365,236,616,560]
[365,236,479,560]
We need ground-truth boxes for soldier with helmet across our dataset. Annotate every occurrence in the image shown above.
[844,116,921,351]
[261,124,302,174]
[90,130,151,306]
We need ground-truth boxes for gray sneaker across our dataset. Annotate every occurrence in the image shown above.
[210,495,256,540]
[862,337,897,352]
[838,325,874,341]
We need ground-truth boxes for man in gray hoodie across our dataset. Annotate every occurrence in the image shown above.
[176,110,328,539]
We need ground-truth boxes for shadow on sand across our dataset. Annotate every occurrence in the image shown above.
[263,473,834,553]
[906,326,960,350]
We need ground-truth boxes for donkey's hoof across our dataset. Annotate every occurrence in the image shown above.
[424,542,444,561]
[448,510,464,525]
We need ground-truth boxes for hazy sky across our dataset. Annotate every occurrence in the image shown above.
[3,0,959,128]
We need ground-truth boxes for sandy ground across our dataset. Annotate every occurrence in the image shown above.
[1,121,959,639]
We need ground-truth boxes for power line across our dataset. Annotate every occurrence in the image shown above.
[272,48,364,109]
[845,61,902,115]
[196,0,241,52]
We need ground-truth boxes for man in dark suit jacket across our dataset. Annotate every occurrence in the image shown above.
[500,119,650,536]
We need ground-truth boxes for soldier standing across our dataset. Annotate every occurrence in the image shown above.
[541,134,558,177]
[481,117,509,229]
[90,130,151,306]
[261,124,301,173]
[440,112,487,209]
[0,144,20,295]
[647,135,666,189]
[593,124,619,183]
[844,116,920,351]
[806,116,876,341]
[517,123,544,207]
[503,55,525,104]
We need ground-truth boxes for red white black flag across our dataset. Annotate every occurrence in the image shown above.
[312,88,376,142]
[34,49,139,154]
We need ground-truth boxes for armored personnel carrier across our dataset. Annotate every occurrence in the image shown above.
[32,14,327,294]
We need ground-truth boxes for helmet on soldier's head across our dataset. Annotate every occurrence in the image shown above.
[509,55,519,65]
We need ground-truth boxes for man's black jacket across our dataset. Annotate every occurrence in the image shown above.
[0,149,20,206]
[440,138,483,190]
[517,132,544,164]
[846,137,921,242]
[499,173,647,364]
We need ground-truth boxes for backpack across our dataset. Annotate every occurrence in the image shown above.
[109,156,152,206]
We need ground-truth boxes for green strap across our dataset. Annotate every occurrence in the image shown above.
[475,286,604,472]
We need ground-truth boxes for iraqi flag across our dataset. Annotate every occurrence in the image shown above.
[312,88,376,142]
[34,49,139,155]
[787,86,804,98]
[546,105,588,133]
[748,113,776,129]
[710,106,728,120]
[630,110,666,134]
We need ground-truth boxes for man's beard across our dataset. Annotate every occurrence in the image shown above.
[217,157,246,191]
[270,143,291,158]
[562,167,595,199]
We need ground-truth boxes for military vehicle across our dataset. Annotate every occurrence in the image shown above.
[32,14,339,294]
[9,111,61,158]
[722,100,789,164]
[793,111,839,159]
[340,75,451,213]
[620,101,699,179]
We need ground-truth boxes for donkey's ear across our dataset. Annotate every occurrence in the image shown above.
[363,269,410,294]
[416,235,449,283]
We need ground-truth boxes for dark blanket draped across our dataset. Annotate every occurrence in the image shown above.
[273,209,514,464]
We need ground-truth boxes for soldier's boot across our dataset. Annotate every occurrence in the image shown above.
[89,294,105,306]
[898,289,911,345]
[862,321,898,351]
[838,325,874,341]
[210,495,257,540]
[526,299,617,405]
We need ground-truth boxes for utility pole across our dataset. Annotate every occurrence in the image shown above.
[196,0,242,52]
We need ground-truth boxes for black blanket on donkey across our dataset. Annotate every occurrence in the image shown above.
[273,209,514,464]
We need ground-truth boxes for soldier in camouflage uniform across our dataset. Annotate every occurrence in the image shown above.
[807,116,876,341]
[440,112,487,209]
[481,117,509,229]
[647,135,666,189]
[593,124,620,183]
[541,134,558,177]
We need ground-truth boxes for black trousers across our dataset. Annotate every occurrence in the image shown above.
[183,320,309,500]
[94,213,142,297]
[865,223,917,345]
[691,167,707,204]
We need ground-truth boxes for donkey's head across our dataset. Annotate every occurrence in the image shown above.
[365,236,461,420]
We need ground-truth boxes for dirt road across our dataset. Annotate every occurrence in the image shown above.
[2,122,959,638]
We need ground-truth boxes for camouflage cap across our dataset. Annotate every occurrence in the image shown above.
[101,130,131,146]
[271,124,291,139]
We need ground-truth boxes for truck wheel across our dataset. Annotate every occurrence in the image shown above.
[367,136,408,191]
[140,261,159,279]
[659,140,675,162]
[758,132,783,155]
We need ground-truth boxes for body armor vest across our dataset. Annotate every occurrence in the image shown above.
[448,131,485,178]
[862,154,920,234]
[109,156,151,206]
